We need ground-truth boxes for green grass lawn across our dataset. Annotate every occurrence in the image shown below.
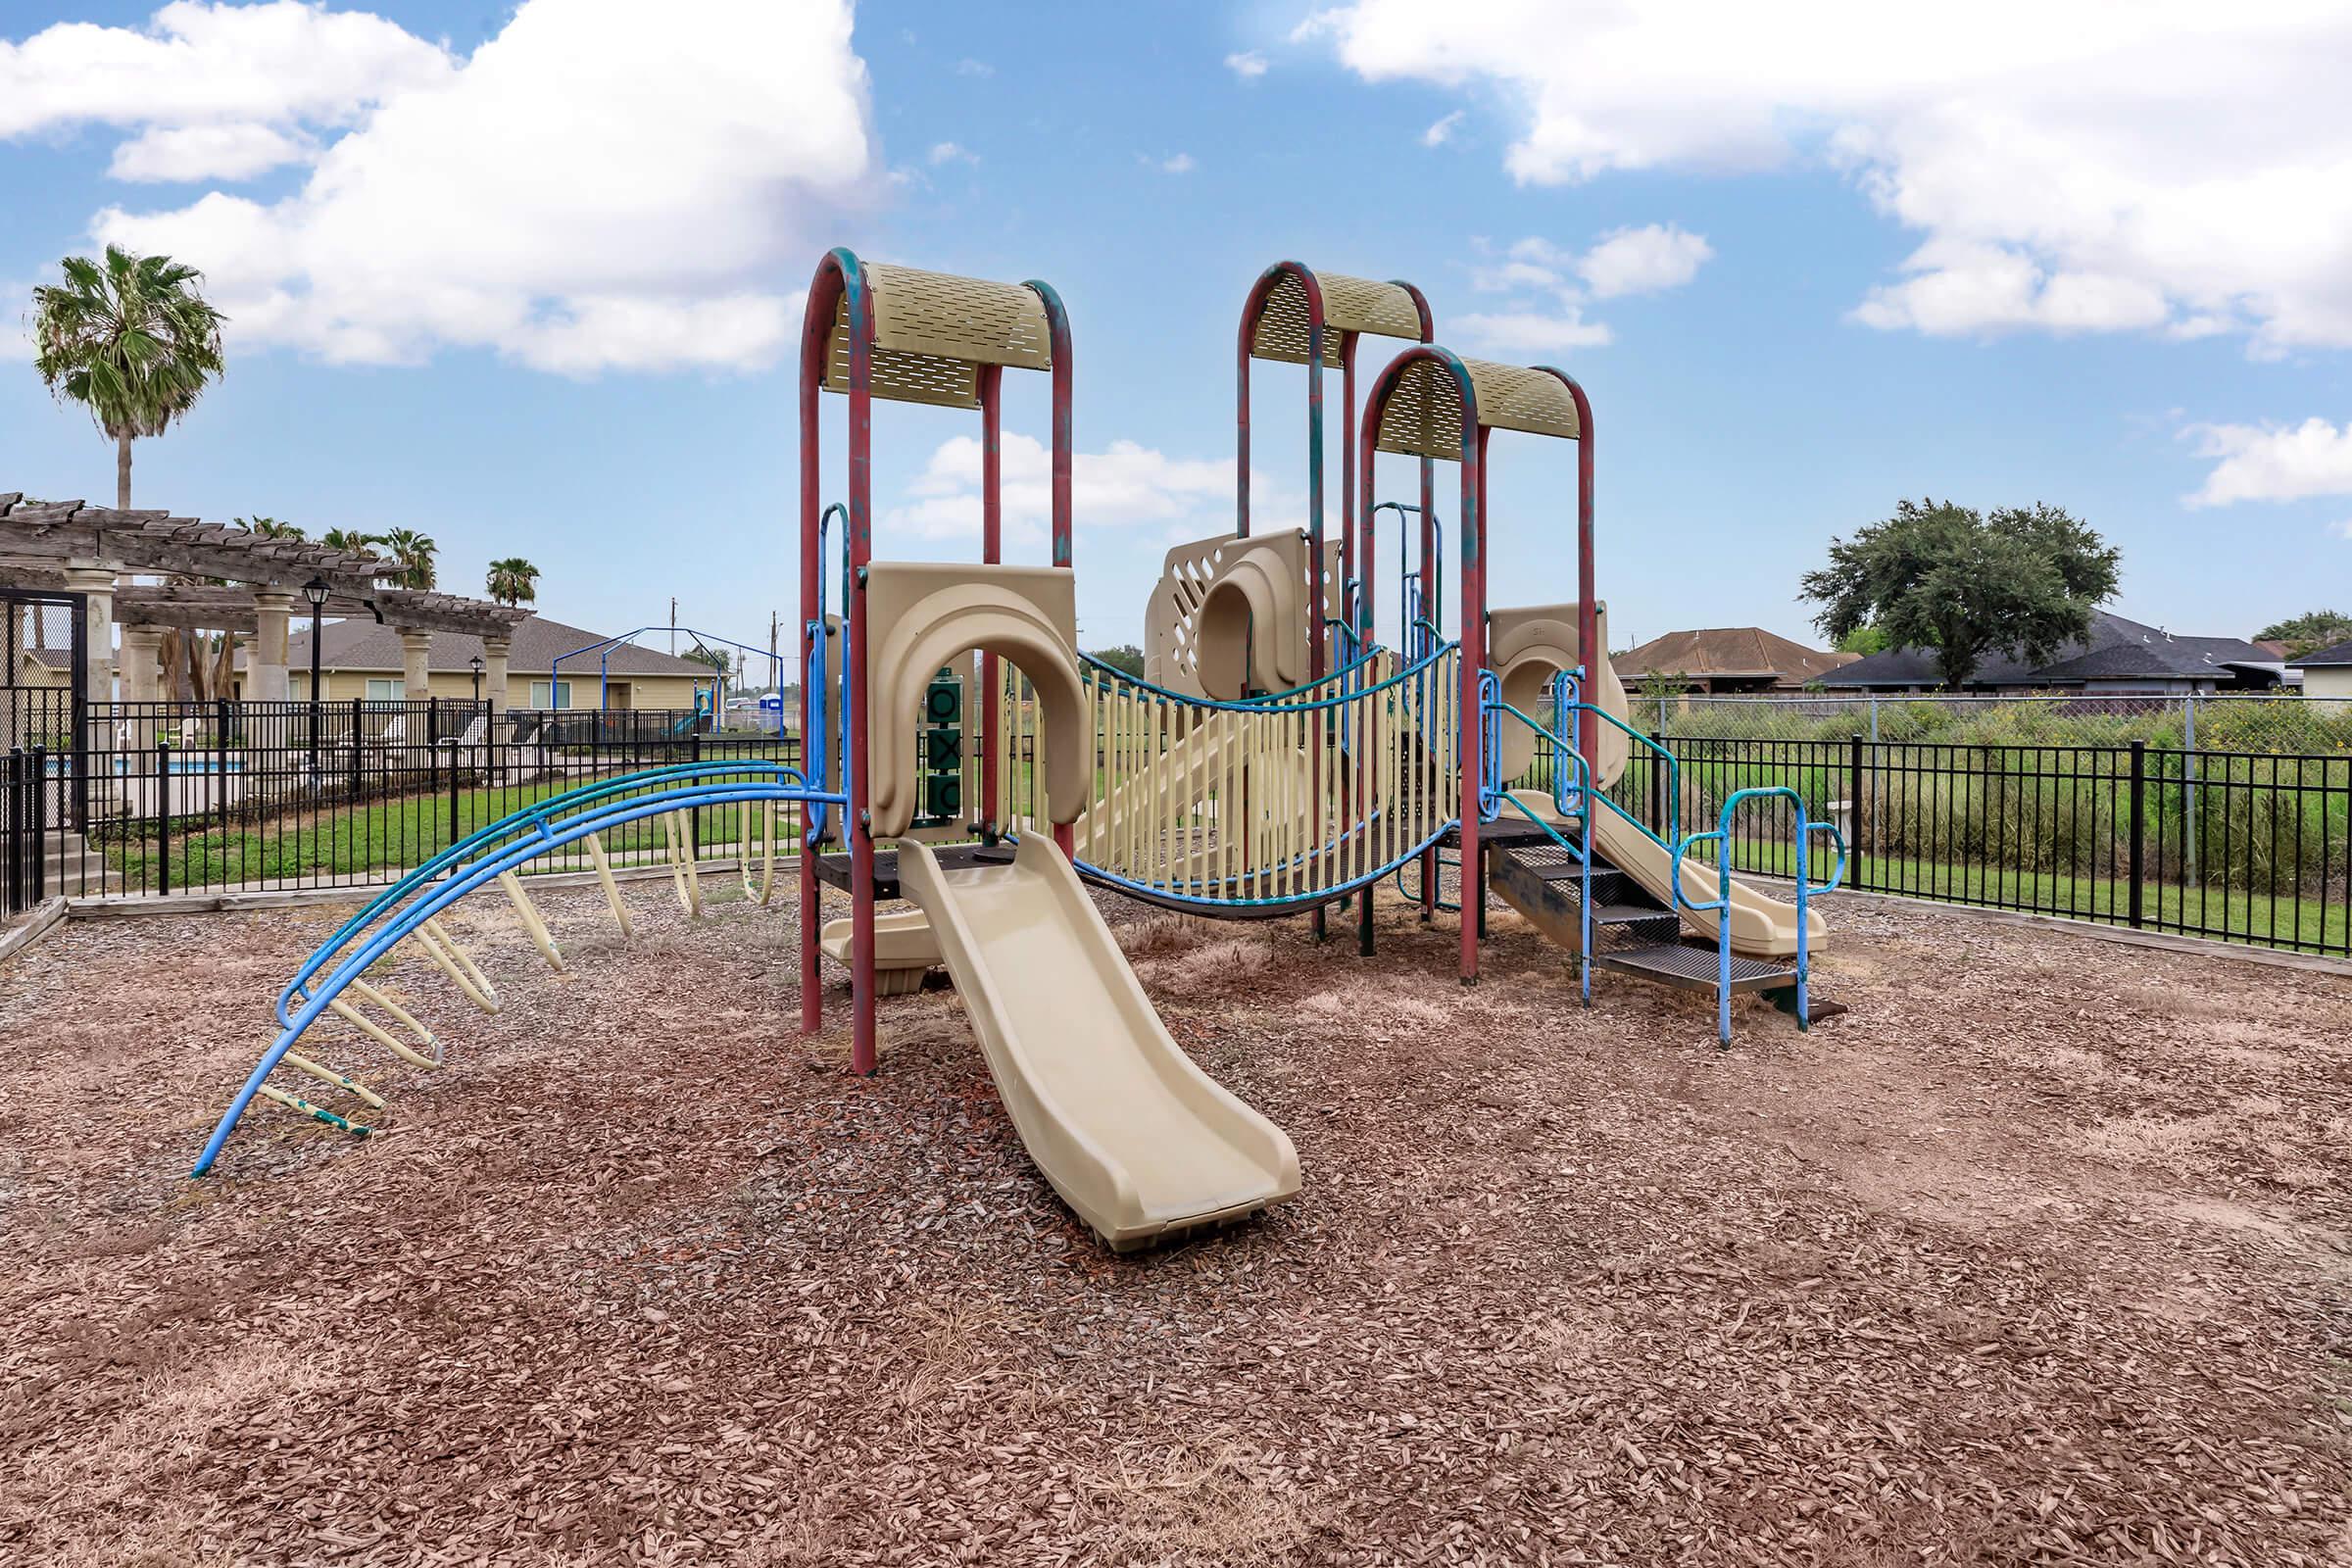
[102,768,807,891]
[1722,836,2348,955]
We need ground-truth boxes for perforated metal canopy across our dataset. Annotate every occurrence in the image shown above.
[823,263,1054,411]
[1373,356,1581,461]
[1249,269,1425,367]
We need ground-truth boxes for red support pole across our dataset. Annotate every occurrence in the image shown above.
[797,255,844,1037]
[1400,283,1440,923]
[1458,414,1486,987]
[843,262,877,1076]
[1032,279,1078,858]
[978,364,1003,831]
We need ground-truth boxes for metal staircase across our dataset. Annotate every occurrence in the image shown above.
[1487,835,1801,999]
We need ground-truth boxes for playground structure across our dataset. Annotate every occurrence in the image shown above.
[193,248,1842,1252]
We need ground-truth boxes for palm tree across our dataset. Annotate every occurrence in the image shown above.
[236,515,306,542]
[376,527,438,590]
[319,527,378,559]
[485,558,540,608]
[30,245,226,509]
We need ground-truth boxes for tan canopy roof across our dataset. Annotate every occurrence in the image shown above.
[1249,268,1425,367]
[1373,357,1581,462]
[822,262,1054,412]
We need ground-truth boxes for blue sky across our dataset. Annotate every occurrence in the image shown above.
[3,0,2348,662]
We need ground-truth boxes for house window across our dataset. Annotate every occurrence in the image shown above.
[528,679,572,710]
[365,677,405,701]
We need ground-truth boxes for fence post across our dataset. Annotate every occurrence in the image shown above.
[215,696,229,845]
[690,729,704,863]
[5,749,21,916]
[1848,732,1865,883]
[349,698,364,804]
[2182,695,2199,879]
[2127,738,2145,929]
[449,720,462,846]
[1868,696,1880,744]
[157,737,172,898]
[29,745,47,907]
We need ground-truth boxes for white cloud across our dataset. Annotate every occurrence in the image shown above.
[2332,518,2352,541]
[954,57,993,76]
[2183,417,2352,508]
[1457,226,1705,350]
[32,0,873,374]
[887,433,1252,544]
[1456,307,1612,354]
[107,122,316,182]
[1153,152,1198,174]
[1422,109,1464,147]
[928,140,978,166]
[1225,50,1269,79]
[0,1,453,147]
[1576,222,1712,298]
[1306,1,2352,351]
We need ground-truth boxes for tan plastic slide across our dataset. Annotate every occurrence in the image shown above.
[895,831,1300,1249]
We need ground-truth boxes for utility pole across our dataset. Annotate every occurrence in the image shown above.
[669,596,677,657]
[769,610,780,694]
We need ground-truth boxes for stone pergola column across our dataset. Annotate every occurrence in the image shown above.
[58,563,117,707]
[398,628,434,700]
[481,634,512,714]
[249,591,293,702]
[119,623,165,753]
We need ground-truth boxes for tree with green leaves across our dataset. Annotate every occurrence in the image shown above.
[375,527,438,590]
[319,527,377,557]
[2255,609,2352,661]
[1835,624,1888,658]
[1086,643,1147,678]
[1800,499,2120,690]
[30,245,226,509]
[485,558,540,608]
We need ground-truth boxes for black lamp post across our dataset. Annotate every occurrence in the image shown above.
[302,576,329,770]
[468,653,485,706]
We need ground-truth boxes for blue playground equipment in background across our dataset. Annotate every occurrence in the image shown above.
[552,624,792,734]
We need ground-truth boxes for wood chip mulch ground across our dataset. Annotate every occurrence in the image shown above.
[2,874,2349,1565]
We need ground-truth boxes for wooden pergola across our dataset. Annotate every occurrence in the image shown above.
[0,492,531,713]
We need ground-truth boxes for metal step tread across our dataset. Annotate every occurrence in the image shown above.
[1596,943,1795,993]
[1589,903,1680,927]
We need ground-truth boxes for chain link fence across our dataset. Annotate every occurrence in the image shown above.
[1635,692,2350,755]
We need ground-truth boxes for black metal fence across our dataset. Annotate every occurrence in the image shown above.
[1592,735,2351,956]
[4,745,57,917]
[23,696,2352,959]
[44,700,763,900]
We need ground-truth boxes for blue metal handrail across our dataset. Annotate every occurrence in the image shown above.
[1481,694,1601,1004]
[1374,500,1444,659]
[1669,786,1846,1045]
[1079,640,1452,713]
[804,500,852,843]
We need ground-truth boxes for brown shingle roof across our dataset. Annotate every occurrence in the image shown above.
[1613,626,1855,685]
[285,614,722,679]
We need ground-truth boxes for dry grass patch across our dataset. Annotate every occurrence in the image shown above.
[1088,1444,1332,1566]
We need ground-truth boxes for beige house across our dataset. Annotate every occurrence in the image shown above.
[281,614,719,710]
[2302,638,2352,702]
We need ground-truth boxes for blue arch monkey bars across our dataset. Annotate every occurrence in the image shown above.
[193,760,843,1177]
